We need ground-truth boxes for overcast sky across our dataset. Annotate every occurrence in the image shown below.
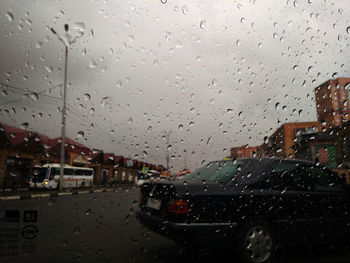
[0,0,350,171]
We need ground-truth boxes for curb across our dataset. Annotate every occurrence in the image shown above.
[0,186,137,201]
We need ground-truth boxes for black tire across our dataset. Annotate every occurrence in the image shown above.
[235,220,276,263]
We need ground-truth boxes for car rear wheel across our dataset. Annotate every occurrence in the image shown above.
[236,221,275,263]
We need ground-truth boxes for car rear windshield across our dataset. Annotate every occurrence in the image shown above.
[181,160,247,184]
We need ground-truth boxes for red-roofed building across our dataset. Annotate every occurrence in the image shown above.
[0,123,45,187]
[0,122,163,188]
[45,137,92,167]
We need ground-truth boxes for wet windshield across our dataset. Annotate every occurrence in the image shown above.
[1,0,350,262]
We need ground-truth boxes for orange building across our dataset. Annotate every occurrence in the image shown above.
[315,77,350,129]
[231,145,260,158]
[261,122,321,159]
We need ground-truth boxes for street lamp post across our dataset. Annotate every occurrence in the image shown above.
[51,24,83,192]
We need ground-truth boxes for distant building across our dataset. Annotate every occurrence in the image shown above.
[315,77,350,129]
[231,145,259,158]
[260,122,321,159]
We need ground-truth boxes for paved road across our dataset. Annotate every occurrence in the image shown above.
[1,189,350,263]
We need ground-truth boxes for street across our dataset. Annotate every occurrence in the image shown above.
[1,189,350,263]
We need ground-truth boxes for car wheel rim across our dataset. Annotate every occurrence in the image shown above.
[244,225,272,263]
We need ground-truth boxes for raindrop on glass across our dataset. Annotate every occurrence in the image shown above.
[36,41,42,48]
[77,131,84,138]
[5,12,14,22]
[200,20,207,29]
[275,102,280,110]
[84,93,91,101]
[182,5,188,15]
[89,58,97,68]
[21,122,29,129]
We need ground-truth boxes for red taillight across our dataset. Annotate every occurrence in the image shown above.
[168,200,189,214]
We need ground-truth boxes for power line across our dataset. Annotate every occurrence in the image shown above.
[0,83,62,106]
[0,82,62,99]
[66,103,129,147]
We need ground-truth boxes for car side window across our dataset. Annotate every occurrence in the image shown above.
[306,167,345,192]
[260,163,310,191]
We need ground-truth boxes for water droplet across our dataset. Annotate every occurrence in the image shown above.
[240,17,245,23]
[273,33,278,39]
[179,124,183,131]
[128,117,134,124]
[147,126,152,132]
[116,80,122,88]
[160,0,167,3]
[73,226,81,235]
[200,20,207,29]
[347,27,350,34]
[84,93,90,101]
[293,65,299,71]
[36,41,42,48]
[100,97,112,108]
[275,102,280,110]
[85,209,92,215]
[165,31,172,41]
[73,22,85,33]
[5,12,14,22]
[27,93,39,102]
[45,65,53,73]
[89,58,97,68]
[206,137,211,145]
[77,131,84,138]
[264,136,269,144]
[21,122,29,129]
[182,5,188,15]
[88,29,94,38]
[238,111,243,119]
[298,110,303,117]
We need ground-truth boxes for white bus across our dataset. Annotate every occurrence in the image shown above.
[28,163,94,190]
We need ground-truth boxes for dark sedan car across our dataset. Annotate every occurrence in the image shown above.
[136,158,350,263]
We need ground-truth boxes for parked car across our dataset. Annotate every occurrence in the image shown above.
[136,158,350,263]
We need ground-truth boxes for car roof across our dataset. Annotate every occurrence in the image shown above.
[214,157,312,165]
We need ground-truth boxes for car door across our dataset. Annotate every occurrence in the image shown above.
[256,162,318,245]
[306,166,350,239]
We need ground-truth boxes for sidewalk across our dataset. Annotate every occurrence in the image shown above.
[0,184,138,201]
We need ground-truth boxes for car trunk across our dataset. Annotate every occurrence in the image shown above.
[139,180,244,224]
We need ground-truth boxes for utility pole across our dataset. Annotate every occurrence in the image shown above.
[51,24,83,192]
